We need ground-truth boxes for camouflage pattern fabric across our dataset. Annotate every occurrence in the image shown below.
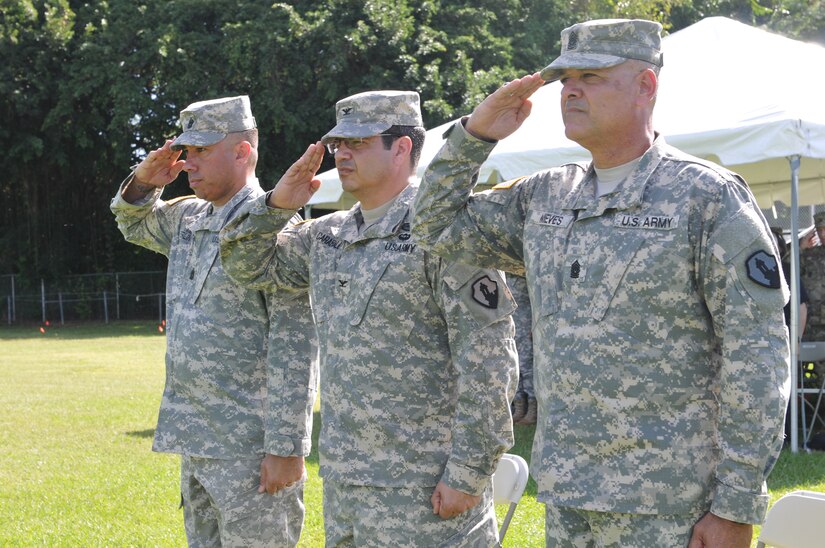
[181,455,305,547]
[172,95,257,150]
[800,246,825,379]
[545,503,705,547]
[110,177,318,459]
[220,183,518,501]
[322,90,422,143]
[412,122,790,525]
[541,19,663,82]
[323,480,497,547]
[508,274,534,399]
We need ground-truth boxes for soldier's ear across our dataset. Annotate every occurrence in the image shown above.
[234,140,252,162]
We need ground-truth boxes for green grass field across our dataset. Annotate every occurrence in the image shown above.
[1,322,824,546]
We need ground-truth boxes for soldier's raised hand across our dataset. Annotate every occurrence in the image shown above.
[268,142,325,210]
[134,140,186,189]
[465,73,544,142]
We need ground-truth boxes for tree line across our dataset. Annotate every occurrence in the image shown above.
[2,0,823,290]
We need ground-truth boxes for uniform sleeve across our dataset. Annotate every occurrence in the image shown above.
[219,193,312,293]
[412,121,527,274]
[263,289,319,457]
[433,259,519,495]
[109,172,190,256]
[701,185,791,524]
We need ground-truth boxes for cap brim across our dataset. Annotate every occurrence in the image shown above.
[321,121,393,144]
[540,53,627,82]
[170,130,227,150]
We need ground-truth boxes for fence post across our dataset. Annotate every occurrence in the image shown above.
[7,297,10,326]
[10,274,15,323]
[58,292,64,325]
[115,273,120,320]
[103,291,109,324]
[41,279,46,323]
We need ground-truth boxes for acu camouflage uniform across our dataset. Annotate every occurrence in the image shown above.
[800,213,825,380]
[111,95,318,547]
[220,182,518,545]
[508,274,535,400]
[220,90,518,546]
[412,122,790,526]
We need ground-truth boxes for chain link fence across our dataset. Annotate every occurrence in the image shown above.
[1,271,166,325]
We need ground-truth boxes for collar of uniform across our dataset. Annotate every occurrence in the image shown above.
[337,183,416,243]
[564,134,666,218]
[188,181,260,232]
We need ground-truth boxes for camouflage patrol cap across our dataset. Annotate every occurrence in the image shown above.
[540,19,663,82]
[814,211,825,227]
[171,95,256,150]
[321,90,423,144]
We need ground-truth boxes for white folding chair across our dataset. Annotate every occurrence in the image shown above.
[756,490,825,548]
[797,341,825,446]
[492,453,529,542]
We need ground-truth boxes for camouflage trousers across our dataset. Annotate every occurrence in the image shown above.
[323,480,498,547]
[181,455,305,548]
[544,504,707,548]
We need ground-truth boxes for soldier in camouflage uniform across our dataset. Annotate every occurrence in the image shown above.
[111,96,319,547]
[800,212,825,380]
[412,20,790,547]
[508,274,536,425]
[220,90,518,546]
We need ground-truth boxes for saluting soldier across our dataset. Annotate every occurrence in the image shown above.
[412,19,790,547]
[111,96,318,547]
[220,90,518,546]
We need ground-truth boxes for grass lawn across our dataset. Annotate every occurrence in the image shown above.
[1,321,824,546]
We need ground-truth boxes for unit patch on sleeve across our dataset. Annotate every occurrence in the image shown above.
[746,250,781,289]
[471,276,499,309]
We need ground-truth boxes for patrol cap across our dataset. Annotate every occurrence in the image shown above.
[814,211,825,227]
[540,19,663,82]
[321,90,423,144]
[171,95,256,150]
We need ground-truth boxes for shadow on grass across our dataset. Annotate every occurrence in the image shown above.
[0,321,166,340]
[126,429,156,439]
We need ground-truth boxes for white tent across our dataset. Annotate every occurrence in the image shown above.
[309,17,825,451]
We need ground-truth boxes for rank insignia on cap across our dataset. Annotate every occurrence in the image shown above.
[567,30,578,51]
[472,276,499,309]
[746,250,781,289]
[187,117,195,129]
[341,107,353,116]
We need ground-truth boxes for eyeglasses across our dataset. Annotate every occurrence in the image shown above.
[325,134,397,155]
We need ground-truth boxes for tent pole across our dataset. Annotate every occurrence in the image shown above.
[789,155,801,453]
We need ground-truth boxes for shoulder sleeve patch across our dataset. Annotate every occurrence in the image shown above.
[492,176,527,191]
[165,194,197,206]
[745,250,781,289]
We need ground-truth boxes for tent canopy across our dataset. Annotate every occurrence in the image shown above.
[310,17,825,210]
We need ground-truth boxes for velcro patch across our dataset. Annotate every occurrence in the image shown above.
[746,250,781,289]
[492,176,526,190]
[614,214,679,230]
[533,211,575,228]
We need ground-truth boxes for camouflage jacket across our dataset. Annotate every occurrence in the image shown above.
[412,122,790,523]
[220,184,517,495]
[800,246,825,332]
[111,176,318,459]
